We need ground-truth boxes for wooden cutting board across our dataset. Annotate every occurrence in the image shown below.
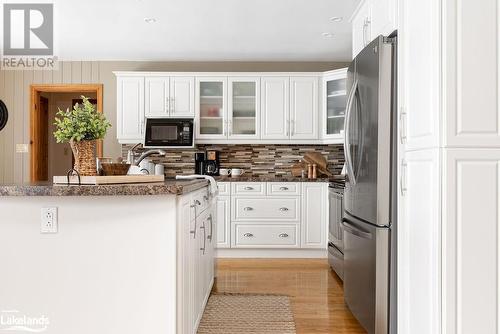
[302,152,333,176]
[53,175,165,185]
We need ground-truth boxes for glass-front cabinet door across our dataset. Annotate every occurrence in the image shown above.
[323,69,347,141]
[196,77,227,139]
[228,77,260,139]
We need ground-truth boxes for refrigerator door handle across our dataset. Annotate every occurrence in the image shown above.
[353,88,364,181]
[344,79,358,184]
[342,220,373,240]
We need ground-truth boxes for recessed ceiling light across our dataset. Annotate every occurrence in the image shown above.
[330,16,343,22]
[322,32,334,38]
[144,17,157,23]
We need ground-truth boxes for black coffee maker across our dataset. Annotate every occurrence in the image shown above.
[194,151,220,176]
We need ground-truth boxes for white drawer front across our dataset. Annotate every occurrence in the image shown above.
[233,224,299,248]
[267,182,300,196]
[232,197,299,221]
[232,182,266,196]
[217,182,230,196]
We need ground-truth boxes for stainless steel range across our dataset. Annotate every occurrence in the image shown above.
[328,180,345,280]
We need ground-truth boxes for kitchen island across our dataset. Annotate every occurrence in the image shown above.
[0,180,214,334]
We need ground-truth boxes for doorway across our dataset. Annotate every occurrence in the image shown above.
[30,84,103,182]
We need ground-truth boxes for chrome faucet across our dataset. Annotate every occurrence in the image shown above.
[134,149,166,166]
[126,143,166,166]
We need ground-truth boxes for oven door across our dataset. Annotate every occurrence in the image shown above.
[144,118,194,148]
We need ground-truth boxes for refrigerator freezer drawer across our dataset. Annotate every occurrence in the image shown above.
[343,216,390,334]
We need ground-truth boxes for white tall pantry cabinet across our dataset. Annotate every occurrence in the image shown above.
[399,0,500,333]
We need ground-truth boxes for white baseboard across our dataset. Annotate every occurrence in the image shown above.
[215,248,328,259]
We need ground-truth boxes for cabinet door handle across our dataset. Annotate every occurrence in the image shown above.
[279,187,289,191]
[244,187,254,190]
[171,97,175,113]
[290,119,294,136]
[207,214,213,241]
[203,195,209,201]
[228,119,232,136]
[190,212,198,238]
[279,207,289,212]
[278,233,289,238]
[140,120,145,135]
[200,221,206,254]
[243,233,254,238]
[286,120,290,136]
[166,97,170,114]
[194,199,201,206]
[243,207,254,211]
[401,159,408,196]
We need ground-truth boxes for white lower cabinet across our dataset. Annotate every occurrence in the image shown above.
[301,183,328,248]
[216,195,230,248]
[177,188,215,334]
[215,181,328,251]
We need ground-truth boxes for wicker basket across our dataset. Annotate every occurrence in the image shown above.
[70,139,97,176]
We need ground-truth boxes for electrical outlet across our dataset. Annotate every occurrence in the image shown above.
[41,207,58,233]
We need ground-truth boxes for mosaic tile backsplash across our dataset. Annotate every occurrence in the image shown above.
[122,144,345,178]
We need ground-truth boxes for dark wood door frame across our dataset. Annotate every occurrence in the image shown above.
[30,84,103,182]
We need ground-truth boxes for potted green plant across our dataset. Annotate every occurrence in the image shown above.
[54,96,111,176]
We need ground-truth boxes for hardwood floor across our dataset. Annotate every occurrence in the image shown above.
[213,259,366,334]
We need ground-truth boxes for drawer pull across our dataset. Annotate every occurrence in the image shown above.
[279,233,289,238]
[279,207,289,212]
[243,186,254,191]
[279,187,289,191]
[243,233,254,238]
[244,207,254,211]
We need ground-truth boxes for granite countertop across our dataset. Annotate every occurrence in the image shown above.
[214,176,338,182]
[0,179,209,197]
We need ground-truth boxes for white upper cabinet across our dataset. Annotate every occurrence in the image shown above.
[196,77,228,140]
[351,0,398,58]
[145,77,169,117]
[116,76,145,143]
[170,76,195,117]
[116,72,325,144]
[145,76,194,118]
[290,77,319,140]
[351,0,372,58]
[371,0,397,37]
[323,69,347,142]
[261,77,290,140]
[228,77,260,139]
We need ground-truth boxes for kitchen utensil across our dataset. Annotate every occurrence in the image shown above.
[291,162,306,177]
[101,163,132,176]
[303,152,333,177]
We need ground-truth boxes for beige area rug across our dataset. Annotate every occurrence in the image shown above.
[197,294,297,334]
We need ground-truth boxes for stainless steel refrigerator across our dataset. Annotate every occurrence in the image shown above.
[343,34,397,334]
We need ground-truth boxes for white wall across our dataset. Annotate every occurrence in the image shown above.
[0,61,346,184]
[0,195,178,334]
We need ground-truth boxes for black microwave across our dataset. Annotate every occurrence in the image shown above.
[144,118,194,148]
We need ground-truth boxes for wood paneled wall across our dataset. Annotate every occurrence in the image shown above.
[0,61,346,183]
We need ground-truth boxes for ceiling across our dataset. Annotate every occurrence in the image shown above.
[17,0,360,61]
